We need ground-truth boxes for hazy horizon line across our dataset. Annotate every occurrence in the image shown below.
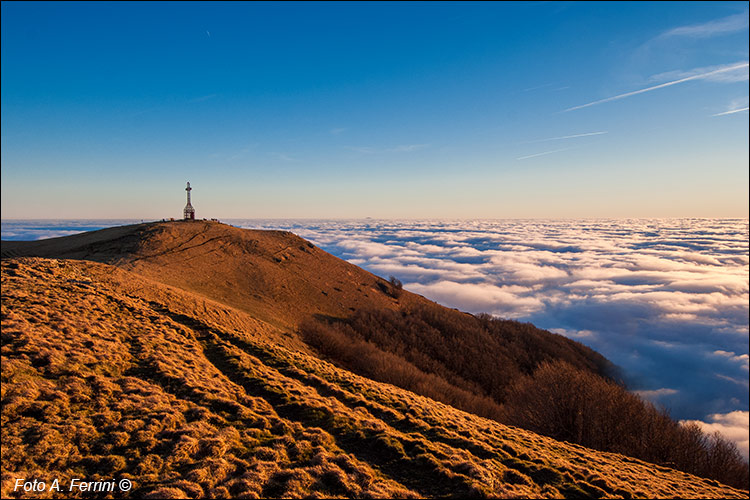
[2,216,749,222]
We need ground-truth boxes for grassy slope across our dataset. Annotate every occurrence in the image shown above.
[2,257,746,499]
[2,221,414,333]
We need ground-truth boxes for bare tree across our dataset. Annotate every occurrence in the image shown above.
[388,276,403,298]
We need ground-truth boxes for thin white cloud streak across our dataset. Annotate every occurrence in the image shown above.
[660,12,749,39]
[713,107,749,116]
[523,131,608,144]
[565,62,750,112]
[516,147,572,160]
[650,63,750,84]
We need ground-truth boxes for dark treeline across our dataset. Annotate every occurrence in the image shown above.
[503,360,749,490]
[300,303,749,490]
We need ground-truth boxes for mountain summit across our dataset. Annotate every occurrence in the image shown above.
[2,221,746,498]
[3,221,417,331]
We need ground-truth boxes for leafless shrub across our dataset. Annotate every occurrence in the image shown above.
[299,318,504,420]
[388,276,403,298]
[502,360,750,490]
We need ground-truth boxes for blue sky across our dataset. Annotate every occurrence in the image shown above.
[2,1,748,219]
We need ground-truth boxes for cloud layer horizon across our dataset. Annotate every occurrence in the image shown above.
[238,218,749,459]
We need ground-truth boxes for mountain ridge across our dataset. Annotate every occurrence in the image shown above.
[2,221,747,498]
[2,221,420,331]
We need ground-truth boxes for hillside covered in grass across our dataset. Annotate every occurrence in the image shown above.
[2,221,747,498]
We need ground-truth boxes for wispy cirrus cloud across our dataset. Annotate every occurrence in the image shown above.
[713,97,750,117]
[714,107,749,116]
[711,96,748,116]
[649,63,750,84]
[516,147,573,161]
[565,62,749,112]
[522,131,608,144]
[659,12,749,39]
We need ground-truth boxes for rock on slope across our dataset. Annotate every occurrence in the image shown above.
[1,222,746,498]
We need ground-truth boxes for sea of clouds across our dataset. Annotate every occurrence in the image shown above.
[2,218,748,458]
[0,219,145,241]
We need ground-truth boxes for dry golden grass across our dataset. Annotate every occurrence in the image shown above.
[2,221,414,332]
[2,255,746,498]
